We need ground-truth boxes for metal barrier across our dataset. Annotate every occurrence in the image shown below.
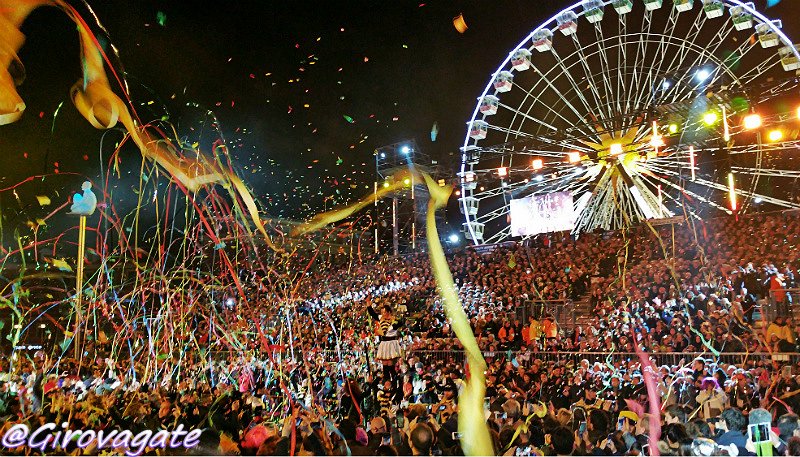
[402,350,800,368]
[213,348,800,371]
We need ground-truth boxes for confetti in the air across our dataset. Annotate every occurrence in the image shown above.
[453,13,468,33]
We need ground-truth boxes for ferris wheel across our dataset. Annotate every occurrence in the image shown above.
[459,0,800,245]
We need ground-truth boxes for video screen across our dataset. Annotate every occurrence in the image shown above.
[510,192,575,237]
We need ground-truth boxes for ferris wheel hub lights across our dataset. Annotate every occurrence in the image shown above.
[650,135,665,148]
[703,112,718,126]
[609,143,624,155]
[567,152,582,163]
[532,158,544,170]
[743,114,763,130]
[768,129,784,142]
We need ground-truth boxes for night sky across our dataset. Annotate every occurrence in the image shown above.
[1,0,797,236]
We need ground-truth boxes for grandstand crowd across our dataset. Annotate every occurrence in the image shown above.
[2,212,800,455]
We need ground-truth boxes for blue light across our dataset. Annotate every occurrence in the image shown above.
[448,234,460,243]
[534,175,544,182]
[401,145,411,154]
[695,68,711,82]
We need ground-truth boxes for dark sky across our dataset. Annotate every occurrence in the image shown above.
[1,0,797,235]
[2,0,559,221]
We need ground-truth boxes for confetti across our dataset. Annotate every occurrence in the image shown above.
[453,13,468,33]
[36,195,51,206]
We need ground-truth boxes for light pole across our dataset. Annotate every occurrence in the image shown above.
[68,181,97,363]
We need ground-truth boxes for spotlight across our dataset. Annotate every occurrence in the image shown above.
[401,145,411,154]
[754,197,763,204]
[383,181,390,188]
[610,143,623,155]
[534,175,544,182]
[797,106,800,121]
[403,178,411,185]
[703,112,718,126]
[380,153,386,158]
[768,129,783,142]
[225,298,236,307]
[497,167,508,177]
[743,114,762,130]
[668,124,679,134]
[448,234,460,244]
[567,151,581,163]
[532,158,543,170]
[662,80,671,90]
[695,68,711,82]
[454,190,461,196]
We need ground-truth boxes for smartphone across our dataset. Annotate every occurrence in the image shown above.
[783,365,792,378]
[748,423,771,443]
[396,415,405,429]
[578,421,587,434]
[515,446,533,456]
[617,418,626,431]
[381,433,391,446]
[452,432,463,440]
[438,405,447,411]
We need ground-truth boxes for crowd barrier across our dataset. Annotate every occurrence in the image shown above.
[305,350,800,369]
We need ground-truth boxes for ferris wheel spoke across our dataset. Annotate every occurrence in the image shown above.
[616,13,628,120]
[485,226,512,245]
[548,47,611,131]
[523,66,603,140]
[730,166,800,179]
[498,99,560,133]
[569,32,614,124]
[638,13,710,112]
[738,55,783,86]
[637,172,703,220]
[485,123,537,140]
[638,167,733,214]
[592,25,623,120]
[625,10,654,122]
[694,176,800,209]
[631,8,682,117]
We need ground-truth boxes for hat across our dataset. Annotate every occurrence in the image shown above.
[619,410,639,423]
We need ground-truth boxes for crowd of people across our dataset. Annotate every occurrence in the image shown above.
[1,211,800,455]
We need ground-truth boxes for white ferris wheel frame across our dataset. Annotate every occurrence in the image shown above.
[460,0,800,245]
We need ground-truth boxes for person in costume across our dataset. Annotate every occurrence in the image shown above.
[367,304,404,386]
